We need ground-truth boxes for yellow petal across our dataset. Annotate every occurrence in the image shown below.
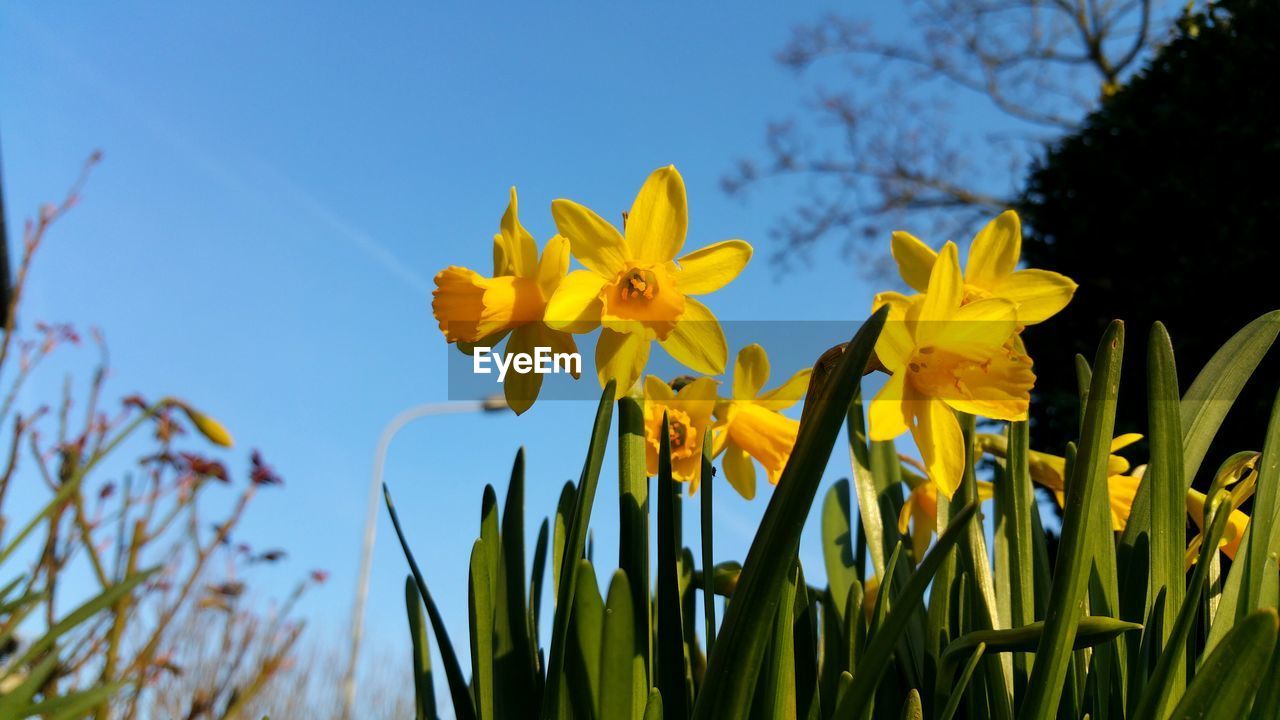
[537,234,571,297]
[872,292,917,372]
[928,297,1018,352]
[457,328,511,356]
[938,348,1035,421]
[726,403,797,485]
[493,232,509,277]
[891,231,937,293]
[674,240,752,295]
[733,344,770,400]
[755,368,812,411]
[551,198,630,277]
[659,297,727,375]
[500,187,539,278]
[722,443,757,500]
[868,372,910,441]
[992,269,1078,325]
[596,328,650,397]
[1107,473,1142,532]
[965,210,1021,288]
[918,242,963,326]
[626,166,688,263]
[1186,489,1251,560]
[676,376,720,429]
[976,481,995,502]
[897,488,917,536]
[644,374,676,402]
[545,270,606,333]
[539,323,581,379]
[1110,433,1143,452]
[502,324,544,415]
[913,397,964,499]
[432,267,544,343]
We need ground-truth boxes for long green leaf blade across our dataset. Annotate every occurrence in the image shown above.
[385,484,477,720]
[1169,609,1278,719]
[540,381,615,720]
[600,569,642,720]
[1019,320,1124,719]
[406,576,438,720]
[692,308,887,720]
[834,502,980,717]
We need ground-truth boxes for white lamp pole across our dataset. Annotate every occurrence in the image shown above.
[341,395,507,719]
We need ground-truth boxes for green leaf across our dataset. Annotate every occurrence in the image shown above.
[470,539,495,720]
[819,589,847,719]
[1207,385,1280,653]
[618,395,653,686]
[938,643,986,720]
[657,413,691,720]
[385,484,477,720]
[530,517,550,658]
[757,562,799,720]
[692,308,887,720]
[1134,488,1234,720]
[1019,320,1124,719]
[793,564,819,720]
[1168,609,1278,719]
[600,569,643,720]
[993,420,1037,697]
[834,502,980,717]
[570,558,604,717]
[955,414,1013,720]
[540,381,615,720]
[1181,310,1280,485]
[552,480,577,600]
[700,438,717,657]
[822,479,856,615]
[644,689,664,720]
[943,617,1142,663]
[406,577,438,720]
[1120,310,1280,591]
[845,580,865,676]
[500,449,537,707]
[1143,323,1187,664]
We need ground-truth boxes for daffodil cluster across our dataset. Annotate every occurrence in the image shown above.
[868,211,1078,499]
[431,167,751,415]
[639,344,812,498]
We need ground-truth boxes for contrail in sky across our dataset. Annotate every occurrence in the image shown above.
[8,7,432,295]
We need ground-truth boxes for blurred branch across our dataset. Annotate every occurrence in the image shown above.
[726,0,1171,268]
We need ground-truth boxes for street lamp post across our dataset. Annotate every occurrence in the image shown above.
[341,395,507,719]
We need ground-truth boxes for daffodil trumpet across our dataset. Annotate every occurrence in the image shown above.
[710,344,811,500]
[431,188,579,414]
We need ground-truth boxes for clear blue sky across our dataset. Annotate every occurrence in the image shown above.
[1,0,964,695]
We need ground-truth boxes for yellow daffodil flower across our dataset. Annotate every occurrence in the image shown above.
[643,375,718,492]
[545,166,752,397]
[710,344,812,500]
[898,476,993,563]
[882,210,1077,329]
[431,188,579,414]
[868,242,1034,498]
[1186,451,1259,567]
[978,433,1143,531]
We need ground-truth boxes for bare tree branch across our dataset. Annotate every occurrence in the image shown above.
[729,0,1180,269]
